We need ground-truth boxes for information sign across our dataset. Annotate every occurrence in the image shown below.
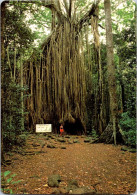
[36,124,52,133]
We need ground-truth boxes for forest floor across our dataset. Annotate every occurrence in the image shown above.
[1,133,136,194]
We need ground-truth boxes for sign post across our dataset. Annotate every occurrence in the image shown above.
[36,124,52,133]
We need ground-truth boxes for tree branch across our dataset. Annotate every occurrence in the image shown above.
[63,0,69,15]
[42,0,68,23]
[98,23,105,29]
[69,0,72,18]
[77,0,100,32]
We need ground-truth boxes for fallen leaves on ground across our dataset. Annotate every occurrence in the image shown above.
[1,134,136,194]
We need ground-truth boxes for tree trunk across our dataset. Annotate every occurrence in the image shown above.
[20,55,24,132]
[91,5,105,134]
[14,47,17,81]
[104,0,118,145]
[24,0,101,134]
[7,46,13,78]
[1,2,5,65]
[135,3,137,75]
[1,1,6,163]
[51,8,56,30]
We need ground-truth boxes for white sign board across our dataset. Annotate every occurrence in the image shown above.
[36,124,52,133]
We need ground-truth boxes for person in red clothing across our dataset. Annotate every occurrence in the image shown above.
[60,124,64,136]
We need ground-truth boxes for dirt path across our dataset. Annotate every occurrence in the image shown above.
[2,134,136,194]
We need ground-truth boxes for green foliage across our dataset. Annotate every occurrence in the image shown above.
[23,2,52,47]
[113,6,136,118]
[2,1,35,153]
[3,171,11,177]
[91,129,99,139]
[76,0,86,7]
[119,112,136,147]
[5,3,35,51]
[1,68,28,150]
[1,171,21,194]
[15,133,28,146]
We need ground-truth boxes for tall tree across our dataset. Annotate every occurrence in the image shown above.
[104,0,118,145]
[1,1,6,162]
[24,0,100,134]
[1,1,35,154]
[91,3,106,134]
[135,3,137,74]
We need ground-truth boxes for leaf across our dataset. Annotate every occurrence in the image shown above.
[3,188,10,192]
[10,174,16,178]
[4,171,11,177]
[11,180,22,184]
[1,188,4,192]
[43,184,48,187]
[7,177,13,183]
[10,189,13,194]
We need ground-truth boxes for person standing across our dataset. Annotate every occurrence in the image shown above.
[60,124,64,136]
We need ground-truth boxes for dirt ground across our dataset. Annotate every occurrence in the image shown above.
[1,134,136,194]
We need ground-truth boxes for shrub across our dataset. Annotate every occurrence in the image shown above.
[15,133,28,146]
[119,112,136,147]
[2,76,29,151]
[91,129,99,139]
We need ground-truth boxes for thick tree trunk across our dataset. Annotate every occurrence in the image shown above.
[25,21,87,134]
[1,2,5,64]
[24,0,101,134]
[104,0,118,145]
[135,6,137,135]
[91,5,105,134]
[1,1,6,163]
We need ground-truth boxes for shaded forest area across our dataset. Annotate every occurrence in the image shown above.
[1,0,136,164]
[1,0,136,194]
